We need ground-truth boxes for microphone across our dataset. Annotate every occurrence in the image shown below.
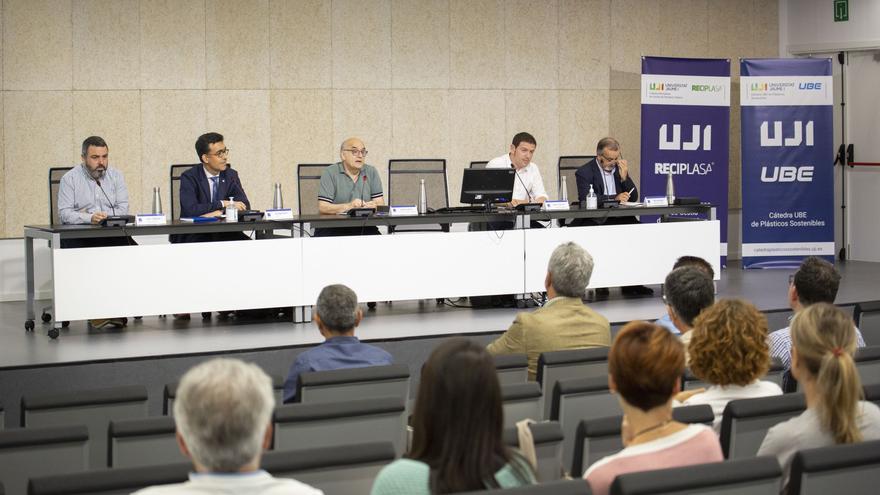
[360,174,368,202]
[95,178,116,216]
[511,163,534,203]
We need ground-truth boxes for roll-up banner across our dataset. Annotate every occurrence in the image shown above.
[740,58,834,268]
[640,57,730,264]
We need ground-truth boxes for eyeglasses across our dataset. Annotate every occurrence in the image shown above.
[343,148,368,157]
[208,148,230,158]
[597,155,619,167]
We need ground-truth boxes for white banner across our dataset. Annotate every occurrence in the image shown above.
[741,76,833,106]
[641,74,730,106]
[741,242,835,257]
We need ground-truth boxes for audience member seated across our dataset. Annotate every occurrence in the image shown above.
[583,322,722,495]
[679,299,783,430]
[487,242,610,380]
[757,303,880,491]
[282,284,393,403]
[661,266,715,359]
[371,338,535,494]
[134,358,322,495]
[769,256,866,391]
[656,256,715,334]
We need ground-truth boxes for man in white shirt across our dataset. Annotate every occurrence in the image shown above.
[484,132,548,230]
[134,358,322,495]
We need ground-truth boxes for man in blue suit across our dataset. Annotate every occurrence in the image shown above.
[172,132,250,244]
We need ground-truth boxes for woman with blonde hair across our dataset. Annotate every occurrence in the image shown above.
[680,299,783,430]
[758,303,880,488]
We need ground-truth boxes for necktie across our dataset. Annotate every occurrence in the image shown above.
[210,176,219,204]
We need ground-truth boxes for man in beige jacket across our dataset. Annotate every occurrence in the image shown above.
[487,242,611,380]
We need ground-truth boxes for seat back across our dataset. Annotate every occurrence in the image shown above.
[0,425,88,495]
[264,441,395,495]
[609,456,782,495]
[501,382,543,428]
[169,164,198,221]
[388,159,449,209]
[274,396,407,456]
[108,416,181,469]
[21,385,149,468]
[537,347,610,420]
[854,301,880,345]
[165,377,284,415]
[720,393,806,459]
[789,439,880,495]
[469,160,489,169]
[28,461,190,495]
[551,376,620,472]
[557,156,594,201]
[297,163,331,216]
[865,383,880,407]
[456,479,590,495]
[684,358,785,391]
[297,364,411,404]
[495,354,529,385]
[571,404,714,477]
[503,421,565,482]
[856,346,880,386]
[49,167,74,225]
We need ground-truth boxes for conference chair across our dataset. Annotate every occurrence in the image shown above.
[855,345,880,386]
[169,164,197,222]
[720,393,807,459]
[0,425,88,495]
[609,456,782,495]
[296,163,331,216]
[550,376,620,472]
[21,385,148,469]
[469,160,489,169]
[495,353,530,385]
[0,404,4,430]
[274,396,407,456]
[387,159,450,233]
[854,300,880,345]
[788,439,880,495]
[455,479,591,495]
[264,441,395,495]
[41,167,74,327]
[684,357,786,391]
[537,347,610,420]
[28,461,191,495]
[108,416,181,468]
[165,375,285,415]
[501,382,543,428]
[557,156,594,203]
[865,383,880,407]
[570,404,714,477]
[296,364,411,405]
[503,421,565,482]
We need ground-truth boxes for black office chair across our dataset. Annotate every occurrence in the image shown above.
[557,155,594,203]
[297,163,332,216]
[854,300,880,346]
[49,167,74,226]
[169,164,197,222]
[469,160,489,169]
[387,159,450,233]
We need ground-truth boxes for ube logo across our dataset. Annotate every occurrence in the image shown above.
[658,124,711,151]
[760,166,814,183]
[760,121,814,147]
[798,82,822,90]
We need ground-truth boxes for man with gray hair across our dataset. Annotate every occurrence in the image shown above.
[134,358,322,494]
[282,284,393,403]
[487,242,610,380]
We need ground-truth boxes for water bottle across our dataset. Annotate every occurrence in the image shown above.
[151,186,163,214]
[586,184,598,210]
[273,183,284,209]
[560,176,569,203]
[225,196,238,222]
[418,178,427,214]
[666,172,676,204]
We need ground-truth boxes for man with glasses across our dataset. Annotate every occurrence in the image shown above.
[315,137,384,237]
[574,137,653,296]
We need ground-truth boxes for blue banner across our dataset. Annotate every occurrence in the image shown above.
[740,58,834,268]
[640,57,730,263]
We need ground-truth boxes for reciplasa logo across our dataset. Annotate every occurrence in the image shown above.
[760,121,814,147]
[761,166,814,183]
[659,124,711,151]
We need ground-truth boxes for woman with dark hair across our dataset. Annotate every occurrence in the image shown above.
[584,322,722,495]
[758,303,880,490]
[371,338,534,494]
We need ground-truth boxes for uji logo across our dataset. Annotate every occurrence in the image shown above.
[751,83,769,92]
[760,121,814,147]
[658,124,712,151]
[649,83,665,91]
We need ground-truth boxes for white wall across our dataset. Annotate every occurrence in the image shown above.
[782,0,880,54]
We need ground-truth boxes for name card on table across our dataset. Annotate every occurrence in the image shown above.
[265,208,294,220]
[644,196,670,207]
[542,200,570,211]
[389,205,419,216]
[135,213,167,226]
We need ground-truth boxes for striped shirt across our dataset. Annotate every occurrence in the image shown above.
[57,165,130,224]
[769,318,865,390]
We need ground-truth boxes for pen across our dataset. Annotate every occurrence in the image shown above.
[628,187,635,195]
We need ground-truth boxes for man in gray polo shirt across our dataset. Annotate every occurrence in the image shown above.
[315,137,385,237]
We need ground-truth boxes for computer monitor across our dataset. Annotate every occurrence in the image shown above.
[460,168,515,209]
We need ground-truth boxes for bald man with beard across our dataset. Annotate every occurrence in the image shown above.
[315,137,385,237]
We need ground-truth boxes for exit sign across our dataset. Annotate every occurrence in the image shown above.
[834,0,849,22]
